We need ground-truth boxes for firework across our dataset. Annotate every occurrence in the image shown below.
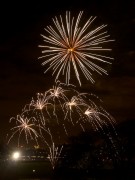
[47,81,69,102]
[46,81,69,119]
[7,9,117,170]
[8,83,115,140]
[64,93,87,125]
[30,93,49,110]
[83,104,115,132]
[38,127,63,169]
[8,115,39,146]
[39,11,114,86]
[8,82,116,169]
[23,92,57,126]
[28,93,52,126]
[47,142,63,169]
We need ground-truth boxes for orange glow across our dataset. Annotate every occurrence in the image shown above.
[68,48,74,52]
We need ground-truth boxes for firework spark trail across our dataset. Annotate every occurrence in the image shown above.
[39,11,114,86]
[8,81,117,169]
[47,81,69,104]
[23,82,116,136]
[23,93,44,111]
[46,81,69,121]
[39,127,63,169]
[8,11,117,170]
[29,93,52,125]
[8,114,63,169]
[23,93,53,126]
[63,123,68,136]
[30,93,49,110]
[8,115,39,146]
[82,103,116,133]
[8,82,116,139]
[47,142,63,169]
[63,93,88,125]
[84,107,105,131]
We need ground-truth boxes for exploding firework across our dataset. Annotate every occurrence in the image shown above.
[9,82,116,140]
[8,82,116,169]
[23,93,52,126]
[8,115,39,146]
[47,81,69,105]
[35,127,63,169]
[39,11,114,86]
[7,10,117,170]
[30,92,49,110]
[47,143,63,169]
[64,93,87,125]
[46,81,69,120]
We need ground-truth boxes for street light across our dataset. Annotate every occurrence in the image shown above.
[12,151,20,160]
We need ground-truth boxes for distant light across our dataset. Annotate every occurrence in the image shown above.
[12,151,20,160]
[33,169,35,173]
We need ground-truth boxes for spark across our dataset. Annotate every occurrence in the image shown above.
[66,94,86,110]
[8,82,117,169]
[30,93,49,110]
[23,93,53,126]
[47,142,63,169]
[8,115,38,146]
[47,81,69,118]
[29,93,52,126]
[83,105,115,132]
[39,11,114,86]
[64,94,87,125]
[47,81,68,102]
[39,127,63,169]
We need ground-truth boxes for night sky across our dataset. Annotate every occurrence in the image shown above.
[0,1,135,144]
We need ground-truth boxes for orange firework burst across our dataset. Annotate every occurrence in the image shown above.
[39,11,114,86]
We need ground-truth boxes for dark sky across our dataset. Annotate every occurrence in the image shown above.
[0,1,135,143]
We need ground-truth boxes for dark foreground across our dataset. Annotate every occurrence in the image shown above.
[0,161,135,180]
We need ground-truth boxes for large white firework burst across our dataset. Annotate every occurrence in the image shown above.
[39,11,114,86]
